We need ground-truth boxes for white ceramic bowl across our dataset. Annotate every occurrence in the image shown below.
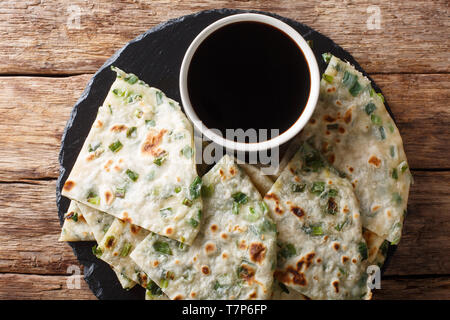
[179,13,320,152]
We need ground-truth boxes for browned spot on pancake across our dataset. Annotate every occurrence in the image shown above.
[205,243,216,254]
[275,206,284,215]
[63,180,75,192]
[122,212,132,224]
[332,281,339,293]
[105,191,113,205]
[338,127,345,134]
[290,206,305,218]
[221,233,228,240]
[327,87,336,93]
[139,274,148,286]
[229,167,236,176]
[328,198,338,214]
[110,124,127,132]
[372,205,380,212]
[239,240,247,250]
[86,154,95,161]
[222,253,228,259]
[343,205,350,213]
[104,159,113,171]
[249,292,257,299]
[289,167,296,174]
[173,295,183,300]
[336,138,341,143]
[328,154,335,164]
[119,159,124,164]
[387,210,392,217]
[78,215,86,223]
[368,155,381,167]
[114,165,121,171]
[349,167,354,172]
[324,236,329,241]
[342,256,349,263]
[210,224,218,232]
[113,252,118,256]
[333,243,340,251]
[328,180,333,184]
[326,130,330,135]
[175,260,180,265]
[219,169,224,177]
[316,258,322,263]
[239,264,255,283]
[310,118,316,124]
[105,237,115,249]
[264,193,279,202]
[190,292,196,298]
[352,258,357,264]
[294,176,301,182]
[130,224,141,234]
[165,227,173,235]
[193,256,197,262]
[153,260,159,267]
[275,266,307,287]
[344,109,352,124]
[201,266,210,275]
[336,100,342,106]
[96,120,103,128]
[65,211,75,220]
[322,142,329,153]
[141,129,167,157]
[249,242,267,264]
[352,182,356,189]
[324,115,336,123]
[176,177,181,182]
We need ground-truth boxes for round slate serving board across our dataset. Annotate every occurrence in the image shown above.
[57,8,397,300]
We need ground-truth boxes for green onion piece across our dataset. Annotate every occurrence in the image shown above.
[92,245,103,257]
[246,207,260,222]
[371,114,382,125]
[156,91,164,105]
[232,192,248,204]
[109,140,123,153]
[134,109,143,118]
[328,189,338,197]
[232,202,239,215]
[380,240,390,257]
[399,161,409,173]
[189,176,202,200]
[145,119,156,127]
[181,145,193,158]
[174,186,181,193]
[261,218,277,233]
[87,191,100,205]
[153,156,166,166]
[159,207,172,217]
[197,210,203,220]
[112,88,124,96]
[358,242,368,260]
[119,242,132,257]
[213,281,223,290]
[126,169,139,182]
[390,146,396,158]
[343,71,357,88]
[115,187,126,198]
[322,74,334,83]
[188,218,199,228]
[322,52,332,64]
[306,39,313,48]
[335,219,348,231]
[388,123,395,133]
[311,181,325,195]
[126,126,137,138]
[349,81,362,96]
[369,87,376,97]
[160,279,169,288]
[279,243,296,259]
[300,142,325,172]
[392,193,402,205]
[392,168,398,180]
[201,184,214,197]
[364,102,376,115]
[377,92,385,103]
[326,123,339,130]
[67,212,78,222]
[146,280,162,296]
[379,126,386,140]
[302,224,323,236]
[182,198,193,207]
[125,74,138,85]
[153,241,172,255]
[259,201,269,214]
[291,183,306,193]
[88,143,101,152]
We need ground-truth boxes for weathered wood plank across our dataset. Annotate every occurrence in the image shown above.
[0,73,448,181]
[0,272,448,299]
[0,0,448,74]
[374,277,450,300]
[0,171,448,276]
[0,273,96,300]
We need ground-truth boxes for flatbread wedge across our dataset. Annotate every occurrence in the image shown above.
[61,67,202,244]
[131,155,277,300]
[264,143,371,300]
[296,55,411,243]
[59,201,94,241]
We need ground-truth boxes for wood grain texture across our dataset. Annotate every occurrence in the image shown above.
[0,73,447,182]
[0,273,96,300]
[0,0,448,75]
[374,277,450,300]
[0,172,448,276]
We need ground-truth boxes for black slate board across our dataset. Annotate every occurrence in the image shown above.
[56,8,397,300]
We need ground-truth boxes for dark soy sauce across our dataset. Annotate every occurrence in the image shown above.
[187,21,311,141]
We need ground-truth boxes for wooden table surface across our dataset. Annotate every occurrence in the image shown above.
[0,0,449,300]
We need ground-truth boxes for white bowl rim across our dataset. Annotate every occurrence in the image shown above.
[179,13,320,152]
